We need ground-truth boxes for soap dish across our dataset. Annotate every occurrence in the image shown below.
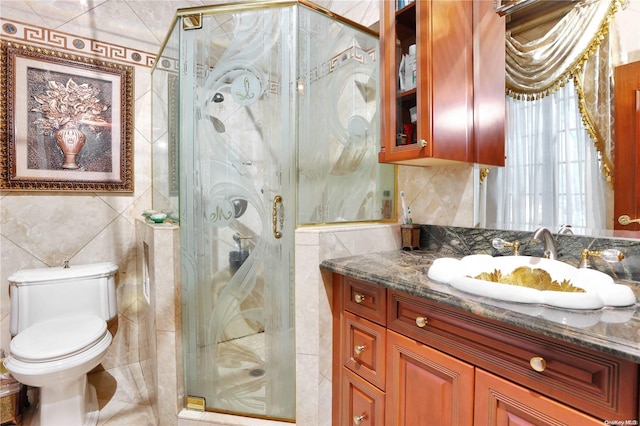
[149,213,167,223]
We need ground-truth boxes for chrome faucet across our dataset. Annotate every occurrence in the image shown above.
[532,226,558,260]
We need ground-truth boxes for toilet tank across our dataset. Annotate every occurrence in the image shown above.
[8,262,118,335]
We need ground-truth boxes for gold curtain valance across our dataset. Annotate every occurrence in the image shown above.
[505,0,626,185]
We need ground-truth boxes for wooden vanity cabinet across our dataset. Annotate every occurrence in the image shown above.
[388,290,639,421]
[379,0,505,166]
[332,273,640,425]
[342,311,386,390]
[334,276,387,426]
[386,329,474,425]
[475,369,603,425]
[340,368,385,426]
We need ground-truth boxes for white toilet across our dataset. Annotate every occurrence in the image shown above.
[3,262,118,426]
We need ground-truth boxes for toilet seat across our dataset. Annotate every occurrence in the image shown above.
[10,315,108,363]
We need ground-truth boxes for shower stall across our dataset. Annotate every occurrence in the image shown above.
[151,1,393,421]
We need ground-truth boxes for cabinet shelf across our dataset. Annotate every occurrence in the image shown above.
[396,88,416,99]
[396,3,415,27]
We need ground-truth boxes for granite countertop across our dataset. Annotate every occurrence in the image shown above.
[321,249,640,364]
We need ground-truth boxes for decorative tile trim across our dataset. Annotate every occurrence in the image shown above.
[1,18,156,67]
[310,46,377,83]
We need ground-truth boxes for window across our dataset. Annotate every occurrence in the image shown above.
[483,79,607,234]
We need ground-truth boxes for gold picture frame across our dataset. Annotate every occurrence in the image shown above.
[0,40,134,191]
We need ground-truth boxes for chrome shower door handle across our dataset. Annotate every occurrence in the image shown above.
[272,195,283,239]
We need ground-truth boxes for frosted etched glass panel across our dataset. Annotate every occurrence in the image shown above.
[151,2,392,422]
[170,6,295,420]
[297,7,394,224]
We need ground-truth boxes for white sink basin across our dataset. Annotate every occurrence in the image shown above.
[427,254,636,310]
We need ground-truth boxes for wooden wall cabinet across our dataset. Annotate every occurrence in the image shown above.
[379,0,505,166]
[332,274,639,425]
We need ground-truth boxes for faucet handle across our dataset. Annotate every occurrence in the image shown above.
[492,238,521,256]
[233,233,252,251]
[558,224,573,235]
[579,248,624,268]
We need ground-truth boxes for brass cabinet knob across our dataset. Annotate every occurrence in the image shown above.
[530,356,547,372]
[415,316,428,328]
[354,293,366,304]
[354,414,366,425]
[354,345,366,356]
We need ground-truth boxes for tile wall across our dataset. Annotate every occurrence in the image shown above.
[0,17,155,381]
[133,221,402,426]
[136,220,182,426]
[0,6,474,418]
[3,1,637,425]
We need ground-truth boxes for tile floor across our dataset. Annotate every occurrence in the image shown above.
[90,363,156,426]
[20,363,156,426]
[19,331,285,426]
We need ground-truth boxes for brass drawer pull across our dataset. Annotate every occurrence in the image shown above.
[354,345,366,356]
[530,356,547,372]
[354,414,366,425]
[354,293,366,304]
[415,316,428,328]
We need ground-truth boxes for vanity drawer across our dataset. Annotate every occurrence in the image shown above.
[387,289,639,420]
[342,276,386,326]
[342,311,386,390]
[341,367,385,426]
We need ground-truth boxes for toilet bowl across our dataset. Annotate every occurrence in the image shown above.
[4,262,118,426]
[4,315,112,426]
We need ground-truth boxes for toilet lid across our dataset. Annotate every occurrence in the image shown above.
[10,316,108,362]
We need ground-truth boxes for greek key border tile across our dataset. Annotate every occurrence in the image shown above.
[1,18,156,68]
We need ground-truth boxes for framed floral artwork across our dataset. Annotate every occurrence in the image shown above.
[0,40,134,191]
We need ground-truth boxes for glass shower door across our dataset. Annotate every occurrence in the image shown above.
[151,1,388,421]
[178,5,295,420]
